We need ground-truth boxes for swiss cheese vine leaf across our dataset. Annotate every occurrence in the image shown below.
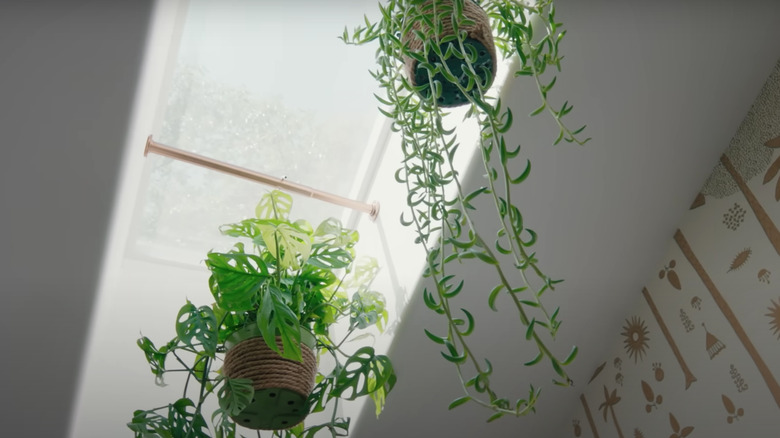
[257,284,302,362]
[256,221,312,270]
[217,377,254,417]
[136,336,178,385]
[331,347,396,401]
[255,190,293,221]
[175,301,218,357]
[127,409,171,437]
[205,248,269,311]
[308,244,353,269]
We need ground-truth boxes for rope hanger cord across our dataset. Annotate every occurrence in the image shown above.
[223,336,317,397]
[144,136,380,221]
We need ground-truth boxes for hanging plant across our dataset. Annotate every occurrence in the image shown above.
[129,190,395,437]
[342,0,588,420]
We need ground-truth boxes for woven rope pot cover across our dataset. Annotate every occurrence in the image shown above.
[223,326,317,430]
[403,0,497,107]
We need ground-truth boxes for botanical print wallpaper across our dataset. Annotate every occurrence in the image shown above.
[569,59,780,438]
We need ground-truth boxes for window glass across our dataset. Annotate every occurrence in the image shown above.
[132,0,383,264]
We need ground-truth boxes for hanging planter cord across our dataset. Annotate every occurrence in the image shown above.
[144,135,380,221]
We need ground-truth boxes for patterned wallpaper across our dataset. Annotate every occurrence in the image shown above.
[570,59,780,438]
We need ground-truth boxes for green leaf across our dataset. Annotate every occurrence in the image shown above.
[302,418,351,438]
[503,142,522,159]
[559,100,573,116]
[495,234,512,255]
[367,374,390,417]
[562,345,578,365]
[217,377,254,417]
[440,347,467,364]
[257,284,303,362]
[256,221,313,270]
[424,329,447,345]
[488,284,505,311]
[205,250,269,311]
[399,211,414,226]
[127,409,172,437]
[314,217,357,247]
[463,186,490,209]
[525,319,536,340]
[287,421,305,438]
[510,159,531,184]
[486,412,504,423]
[572,125,587,135]
[524,352,543,367]
[308,244,353,269]
[459,308,475,336]
[554,128,565,145]
[307,375,335,414]
[331,347,396,400]
[167,398,209,438]
[192,352,210,385]
[136,336,177,385]
[448,396,472,410]
[520,228,538,247]
[510,286,529,295]
[423,288,445,314]
[497,108,513,133]
[551,358,567,378]
[467,249,497,264]
[350,290,387,330]
[211,409,236,438]
[175,302,218,356]
[441,278,465,299]
[542,76,557,94]
[447,235,476,249]
[255,190,293,221]
[219,218,262,240]
[530,102,546,116]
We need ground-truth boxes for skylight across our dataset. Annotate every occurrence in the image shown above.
[131,0,386,265]
[70,2,515,436]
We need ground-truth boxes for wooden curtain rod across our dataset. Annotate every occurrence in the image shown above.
[144,136,380,221]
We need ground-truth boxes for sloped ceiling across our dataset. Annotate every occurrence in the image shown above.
[2,1,780,438]
[352,0,780,436]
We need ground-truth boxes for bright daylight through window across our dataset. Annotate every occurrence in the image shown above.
[130,0,385,265]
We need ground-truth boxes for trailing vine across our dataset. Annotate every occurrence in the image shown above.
[129,192,395,438]
[343,0,588,420]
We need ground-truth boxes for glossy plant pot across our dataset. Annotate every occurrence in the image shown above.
[222,325,317,430]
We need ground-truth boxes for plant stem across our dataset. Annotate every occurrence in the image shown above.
[194,357,210,417]
[439,3,569,373]
[172,350,194,398]
[335,327,358,350]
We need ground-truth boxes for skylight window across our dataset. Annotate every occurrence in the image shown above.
[71,3,518,436]
[130,0,386,265]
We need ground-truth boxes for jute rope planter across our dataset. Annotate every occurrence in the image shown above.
[223,327,317,430]
[403,0,497,107]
